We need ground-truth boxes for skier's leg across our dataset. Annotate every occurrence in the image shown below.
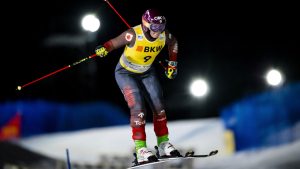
[141,69,182,157]
[115,65,146,141]
[140,69,169,143]
[115,64,156,162]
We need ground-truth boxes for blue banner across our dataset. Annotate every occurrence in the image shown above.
[0,100,129,138]
[221,82,300,151]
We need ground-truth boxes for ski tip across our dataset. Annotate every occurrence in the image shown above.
[209,150,218,156]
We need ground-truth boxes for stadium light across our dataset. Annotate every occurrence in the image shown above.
[265,68,284,87]
[190,78,209,98]
[81,14,100,32]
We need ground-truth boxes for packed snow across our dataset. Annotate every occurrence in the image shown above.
[15,118,300,169]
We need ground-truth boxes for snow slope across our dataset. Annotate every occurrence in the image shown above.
[15,118,300,169]
[16,118,225,164]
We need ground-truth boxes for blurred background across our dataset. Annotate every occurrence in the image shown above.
[1,0,300,169]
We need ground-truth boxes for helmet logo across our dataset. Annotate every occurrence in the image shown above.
[154,16,162,23]
[153,16,164,23]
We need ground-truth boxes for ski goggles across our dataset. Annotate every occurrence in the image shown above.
[149,23,166,32]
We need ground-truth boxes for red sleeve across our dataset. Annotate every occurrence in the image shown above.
[102,28,135,52]
[165,30,178,61]
[103,40,114,52]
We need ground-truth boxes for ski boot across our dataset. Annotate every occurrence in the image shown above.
[132,147,158,166]
[155,141,182,159]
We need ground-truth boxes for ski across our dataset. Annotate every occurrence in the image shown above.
[127,160,166,169]
[127,149,218,169]
[158,149,218,161]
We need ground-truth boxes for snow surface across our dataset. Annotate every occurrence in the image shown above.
[16,118,300,169]
[193,140,300,169]
[16,118,224,164]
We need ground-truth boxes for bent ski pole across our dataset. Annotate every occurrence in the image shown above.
[16,54,97,91]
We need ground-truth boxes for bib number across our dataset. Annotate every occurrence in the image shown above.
[144,56,152,62]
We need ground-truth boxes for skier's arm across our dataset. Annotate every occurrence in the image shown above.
[165,30,178,62]
[95,28,135,57]
[164,30,178,79]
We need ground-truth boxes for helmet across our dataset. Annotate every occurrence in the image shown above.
[142,9,166,32]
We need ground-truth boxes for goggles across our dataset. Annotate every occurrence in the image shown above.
[149,23,166,32]
[142,18,166,32]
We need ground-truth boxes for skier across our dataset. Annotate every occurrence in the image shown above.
[95,8,181,164]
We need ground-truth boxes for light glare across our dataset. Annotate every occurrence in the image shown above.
[265,69,283,86]
[190,79,209,97]
[81,14,100,32]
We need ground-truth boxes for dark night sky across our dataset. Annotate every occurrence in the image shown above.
[1,0,299,120]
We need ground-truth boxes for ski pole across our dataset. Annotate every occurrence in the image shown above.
[16,54,97,91]
[103,0,131,28]
[66,148,72,169]
[17,1,129,91]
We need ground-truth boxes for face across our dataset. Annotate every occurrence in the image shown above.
[149,30,161,38]
[148,22,165,38]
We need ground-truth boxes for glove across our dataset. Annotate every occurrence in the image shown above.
[165,61,178,79]
[95,45,108,57]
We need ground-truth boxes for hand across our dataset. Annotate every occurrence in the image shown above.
[165,61,178,79]
[95,45,108,57]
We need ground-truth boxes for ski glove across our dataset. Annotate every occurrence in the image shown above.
[95,45,108,57]
[165,61,178,79]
